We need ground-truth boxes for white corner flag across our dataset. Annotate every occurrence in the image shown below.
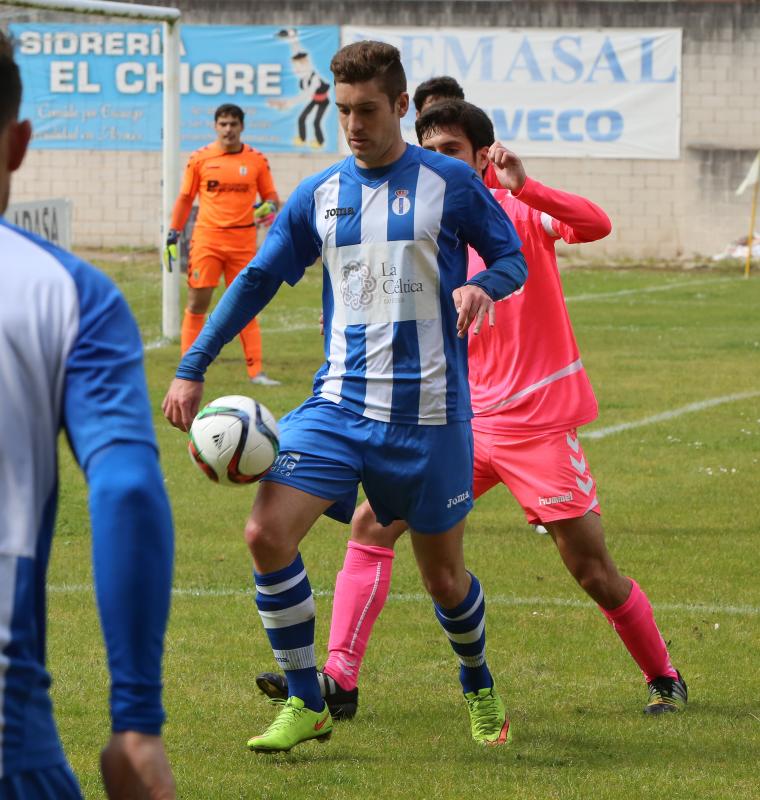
[736,150,760,196]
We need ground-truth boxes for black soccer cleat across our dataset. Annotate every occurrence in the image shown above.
[256,669,359,721]
[643,670,688,714]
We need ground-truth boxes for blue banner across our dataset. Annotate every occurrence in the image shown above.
[12,24,339,152]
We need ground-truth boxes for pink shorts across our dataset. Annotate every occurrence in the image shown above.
[472,427,601,525]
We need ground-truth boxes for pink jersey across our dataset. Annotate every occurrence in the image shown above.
[467,176,611,435]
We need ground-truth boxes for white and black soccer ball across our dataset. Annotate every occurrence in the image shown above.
[188,395,279,486]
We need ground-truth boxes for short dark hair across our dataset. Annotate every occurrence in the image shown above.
[415,99,494,153]
[214,103,244,123]
[412,76,464,113]
[330,41,406,106]
[0,31,22,128]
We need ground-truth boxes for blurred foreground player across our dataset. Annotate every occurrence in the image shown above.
[0,32,175,800]
[257,100,687,721]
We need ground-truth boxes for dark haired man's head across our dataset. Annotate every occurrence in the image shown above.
[415,99,494,176]
[0,31,22,128]
[412,76,464,116]
[214,103,244,123]
[331,41,409,169]
[0,31,32,214]
[330,40,407,106]
[213,104,244,153]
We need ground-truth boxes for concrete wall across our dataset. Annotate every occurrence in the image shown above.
[9,1,760,259]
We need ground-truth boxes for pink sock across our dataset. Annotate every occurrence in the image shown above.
[600,578,678,683]
[323,540,394,691]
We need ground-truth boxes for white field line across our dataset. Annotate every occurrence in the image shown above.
[564,276,736,303]
[47,583,760,617]
[584,390,760,440]
[143,276,737,351]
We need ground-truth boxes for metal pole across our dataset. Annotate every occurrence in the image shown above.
[162,17,181,339]
[745,177,759,279]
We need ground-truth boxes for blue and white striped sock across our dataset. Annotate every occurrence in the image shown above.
[434,573,493,694]
[254,553,322,711]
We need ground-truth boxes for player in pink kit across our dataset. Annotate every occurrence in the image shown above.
[257,99,687,723]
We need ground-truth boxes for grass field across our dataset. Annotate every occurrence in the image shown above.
[50,252,760,799]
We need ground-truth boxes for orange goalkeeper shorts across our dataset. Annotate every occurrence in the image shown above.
[187,227,257,289]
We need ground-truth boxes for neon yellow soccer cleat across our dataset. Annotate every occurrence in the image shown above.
[465,687,512,746]
[247,696,333,753]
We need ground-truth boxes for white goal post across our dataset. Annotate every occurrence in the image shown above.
[4,0,182,339]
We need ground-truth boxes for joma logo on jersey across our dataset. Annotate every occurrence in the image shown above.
[447,490,470,509]
[538,492,573,506]
[324,206,355,219]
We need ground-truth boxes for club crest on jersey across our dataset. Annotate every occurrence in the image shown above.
[340,259,376,310]
[239,166,248,176]
[392,189,412,217]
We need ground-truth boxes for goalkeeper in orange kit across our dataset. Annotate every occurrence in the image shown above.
[166,103,281,385]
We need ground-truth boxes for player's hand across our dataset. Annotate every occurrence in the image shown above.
[254,200,278,228]
[101,731,176,800]
[488,142,527,193]
[163,229,180,271]
[319,311,324,336]
[452,284,495,338]
[162,377,204,432]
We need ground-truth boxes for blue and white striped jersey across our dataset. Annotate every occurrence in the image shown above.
[0,219,172,779]
[248,144,523,425]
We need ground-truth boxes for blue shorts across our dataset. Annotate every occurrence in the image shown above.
[262,396,474,533]
[0,763,82,800]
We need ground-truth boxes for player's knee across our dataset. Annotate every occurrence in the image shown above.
[421,569,462,608]
[186,287,213,314]
[350,503,404,548]
[574,559,615,598]
[243,517,276,559]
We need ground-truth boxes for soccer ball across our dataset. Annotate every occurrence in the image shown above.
[188,395,279,486]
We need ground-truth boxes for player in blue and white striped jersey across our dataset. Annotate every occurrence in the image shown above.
[163,41,527,752]
[0,33,175,800]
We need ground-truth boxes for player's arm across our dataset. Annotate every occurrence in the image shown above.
[489,142,612,243]
[164,186,320,430]
[455,169,527,335]
[169,152,200,232]
[165,153,201,260]
[63,265,175,798]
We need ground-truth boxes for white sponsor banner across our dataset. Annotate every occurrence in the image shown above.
[342,27,682,159]
[325,241,440,325]
[7,198,72,249]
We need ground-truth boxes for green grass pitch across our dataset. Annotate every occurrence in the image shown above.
[50,252,760,799]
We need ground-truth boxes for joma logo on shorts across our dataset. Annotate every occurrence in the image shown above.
[324,206,355,219]
[447,491,470,509]
[538,492,573,506]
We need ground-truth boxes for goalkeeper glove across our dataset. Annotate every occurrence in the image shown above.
[164,229,179,271]
[254,200,278,228]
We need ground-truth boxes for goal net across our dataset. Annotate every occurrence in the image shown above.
[1,0,181,343]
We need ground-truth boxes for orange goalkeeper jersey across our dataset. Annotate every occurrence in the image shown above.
[171,142,277,232]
